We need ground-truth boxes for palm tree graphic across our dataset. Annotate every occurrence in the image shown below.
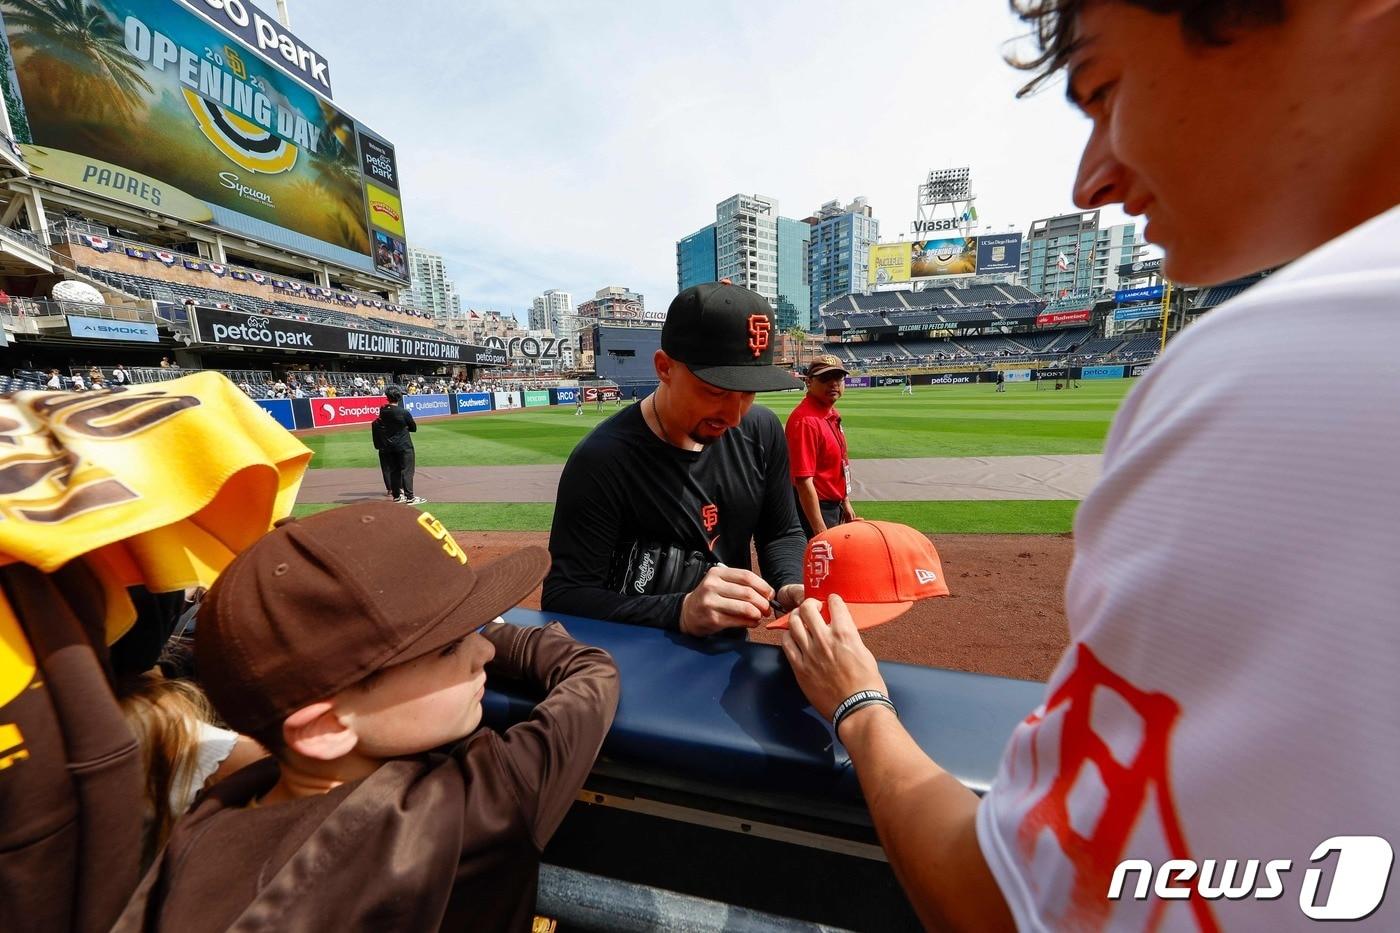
[4,0,154,124]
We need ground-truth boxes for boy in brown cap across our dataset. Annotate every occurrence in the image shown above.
[115,502,619,932]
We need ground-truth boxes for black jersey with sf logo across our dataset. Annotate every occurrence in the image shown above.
[542,403,804,630]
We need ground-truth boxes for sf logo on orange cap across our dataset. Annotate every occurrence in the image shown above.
[807,540,834,587]
[747,314,771,357]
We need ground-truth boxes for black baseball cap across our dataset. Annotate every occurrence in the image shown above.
[662,281,803,392]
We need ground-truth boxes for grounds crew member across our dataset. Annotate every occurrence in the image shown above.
[785,355,858,538]
[780,1,1400,930]
[543,281,807,637]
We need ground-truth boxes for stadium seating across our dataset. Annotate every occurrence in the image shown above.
[1071,337,1125,357]
[78,267,446,340]
[844,312,890,328]
[850,292,908,311]
[1196,281,1254,308]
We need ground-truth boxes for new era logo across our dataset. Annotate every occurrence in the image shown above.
[915,568,938,585]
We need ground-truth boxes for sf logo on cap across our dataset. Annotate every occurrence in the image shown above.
[807,540,834,587]
[747,314,771,358]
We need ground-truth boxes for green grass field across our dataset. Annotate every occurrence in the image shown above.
[295,382,1134,534]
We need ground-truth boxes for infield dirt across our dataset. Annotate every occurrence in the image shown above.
[454,530,1072,683]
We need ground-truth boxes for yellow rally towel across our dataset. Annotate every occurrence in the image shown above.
[0,372,312,642]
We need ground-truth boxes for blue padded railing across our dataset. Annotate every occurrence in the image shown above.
[484,609,1046,804]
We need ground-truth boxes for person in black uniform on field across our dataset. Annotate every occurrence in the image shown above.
[543,280,807,638]
[375,385,425,504]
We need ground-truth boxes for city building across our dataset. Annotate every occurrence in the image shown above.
[1092,222,1146,294]
[675,194,809,326]
[1018,211,1145,297]
[775,217,810,332]
[578,285,652,322]
[716,194,779,304]
[677,225,717,293]
[804,198,878,330]
[530,288,575,342]
[407,245,459,317]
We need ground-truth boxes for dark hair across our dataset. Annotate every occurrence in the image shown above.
[385,384,404,403]
[1008,0,1287,96]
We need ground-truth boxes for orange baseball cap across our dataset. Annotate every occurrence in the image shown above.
[769,520,949,630]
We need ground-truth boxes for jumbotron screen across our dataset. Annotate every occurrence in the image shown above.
[2,0,409,282]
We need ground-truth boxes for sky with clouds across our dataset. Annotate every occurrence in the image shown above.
[279,0,1135,320]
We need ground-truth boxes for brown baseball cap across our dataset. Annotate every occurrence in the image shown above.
[804,354,849,379]
[195,501,548,738]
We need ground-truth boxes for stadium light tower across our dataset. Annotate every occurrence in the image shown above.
[912,167,979,239]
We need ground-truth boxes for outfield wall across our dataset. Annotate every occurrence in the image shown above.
[258,386,583,430]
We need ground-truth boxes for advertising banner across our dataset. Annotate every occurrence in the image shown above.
[189,307,500,365]
[868,242,912,285]
[869,234,1013,284]
[405,394,451,419]
[176,0,333,96]
[910,237,976,279]
[310,395,388,428]
[67,314,160,342]
[552,386,580,405]
[1128,362,1153,377]
[919,371,979,386]
[583,387,620,402]
[846,376,871,388]
[523,390,550,407]
[1114,305,1163,322]
[454,392,493,414]
[1004,369,1032,383]
[975,233,1022,274]
[1117,257,1164,279]
[6,0,406,280]
[1036,309,1092,326]
[493,391,521,410]
[1115,285,1165,304]
[1035,367,1069,381]
[255,397,296,430]
[1081,365,1126,380]
[874,375,907,388]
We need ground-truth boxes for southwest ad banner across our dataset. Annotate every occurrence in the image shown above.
[3,0,407,280]
[868,234,1021,284]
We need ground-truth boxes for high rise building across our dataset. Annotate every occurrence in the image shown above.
[716,194,779,304]
[677,225,717,293]
[1018,211,1145,297]
[775,217,810,332]
[676,194,808,327]
[1020,210,1101,299]
[407,245,459,317]
[804,197,878,330]
[1092,222,1146,294]
[531,288,575,345]
[578,286,649,322]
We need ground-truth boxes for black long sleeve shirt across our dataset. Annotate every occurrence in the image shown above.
[542,402,805,630]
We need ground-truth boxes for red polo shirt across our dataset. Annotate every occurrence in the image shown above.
[785,396,849,502]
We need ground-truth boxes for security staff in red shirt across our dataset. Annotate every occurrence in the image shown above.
[786,355,858,538]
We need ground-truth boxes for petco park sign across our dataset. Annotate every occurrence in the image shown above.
[190,307,502,365]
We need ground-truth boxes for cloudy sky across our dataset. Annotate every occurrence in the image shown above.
[281,0,1134,318]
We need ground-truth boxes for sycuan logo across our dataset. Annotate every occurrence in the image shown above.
[1109,836,1393,921]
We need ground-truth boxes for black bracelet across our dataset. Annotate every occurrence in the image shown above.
[831,689,896,734]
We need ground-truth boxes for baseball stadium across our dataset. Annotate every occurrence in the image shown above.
[2,1,1396,931]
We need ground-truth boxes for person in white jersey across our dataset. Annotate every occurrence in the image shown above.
[780,2,1400,930]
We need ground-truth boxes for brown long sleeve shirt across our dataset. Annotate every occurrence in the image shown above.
[114,621,618,932]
